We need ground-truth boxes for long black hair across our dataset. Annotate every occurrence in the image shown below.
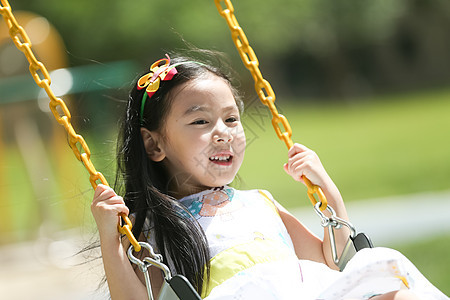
[113,52,242,293]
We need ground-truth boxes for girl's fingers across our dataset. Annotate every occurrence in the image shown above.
[285,143,324,185]
[93,185,121,203]
[287,152,313,174]
[284,162,305,183]
[290,154,316,172]
[93,195,127,210]
[91,185,129,239]
[94,183,109,198]
[286,160,309,182]
[101,203,129,216]
[92,185,128,216]
[97,194,125,205]
[287,143,310,158]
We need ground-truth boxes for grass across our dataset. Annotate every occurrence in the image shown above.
[238,89,450,208]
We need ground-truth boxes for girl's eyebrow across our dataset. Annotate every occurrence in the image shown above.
[183,104,239,116]
[184,105,207,115]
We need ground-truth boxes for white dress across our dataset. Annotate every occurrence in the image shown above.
[173,186,448,300]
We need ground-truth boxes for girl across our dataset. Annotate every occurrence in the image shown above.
[91,53,448,300]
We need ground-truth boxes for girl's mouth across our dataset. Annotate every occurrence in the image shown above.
[209,154,233,166]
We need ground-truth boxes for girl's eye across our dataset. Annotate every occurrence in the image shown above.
[226,117,238,123]
[191,120,208,125]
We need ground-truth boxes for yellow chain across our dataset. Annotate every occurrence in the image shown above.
[214,0,328,210]
[0,0,141,251]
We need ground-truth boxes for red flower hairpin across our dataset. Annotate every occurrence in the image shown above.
[137,54,178,99]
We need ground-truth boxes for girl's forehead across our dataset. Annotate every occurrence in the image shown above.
[170,75,238,114]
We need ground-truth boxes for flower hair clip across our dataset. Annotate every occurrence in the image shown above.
[137,54,178,124]
[137,55,206,125]
[137,54,178,99]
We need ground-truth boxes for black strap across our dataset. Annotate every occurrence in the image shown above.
[351,232,374,251]
[168,275,202,300]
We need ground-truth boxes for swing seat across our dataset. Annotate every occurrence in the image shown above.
[337,232,374,270]
[158,275,202,300]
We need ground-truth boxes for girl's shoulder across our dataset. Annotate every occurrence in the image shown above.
[234,188,276,202]
[233,188,279,215]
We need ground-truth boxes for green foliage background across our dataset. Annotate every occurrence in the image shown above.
[10,0,450,98]
[239,90,450,206]
[1,0,449,295]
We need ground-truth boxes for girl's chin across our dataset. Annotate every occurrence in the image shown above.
[203,178,235,189]
[174,179,234,197]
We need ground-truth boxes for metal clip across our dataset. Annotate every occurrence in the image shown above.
[127,242,172,300]
[313,202,357,269]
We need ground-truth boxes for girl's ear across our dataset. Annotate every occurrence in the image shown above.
[140,128,166,162]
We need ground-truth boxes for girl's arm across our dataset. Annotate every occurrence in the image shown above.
[91,184,163,299]
[282,143,350,270]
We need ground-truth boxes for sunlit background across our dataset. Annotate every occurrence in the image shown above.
[1,0,449,299]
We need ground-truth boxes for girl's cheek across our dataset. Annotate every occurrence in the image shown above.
[239,127,246,144]
[235,136,246,155]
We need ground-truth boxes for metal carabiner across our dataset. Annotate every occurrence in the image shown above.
[313,202,357,268]
[127,241,171,300]
[143,256,172,281]
[314,202,356,235]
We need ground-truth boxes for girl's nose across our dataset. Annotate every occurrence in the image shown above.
[213,130,233,144]
[212,119,233,144]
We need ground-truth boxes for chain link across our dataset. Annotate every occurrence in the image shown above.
[0,0,141,251]
[215,0,328,210]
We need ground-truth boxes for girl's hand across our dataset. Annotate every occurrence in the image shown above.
[283,143,331,188]
[91,184,129,239]
[284,144,349,269]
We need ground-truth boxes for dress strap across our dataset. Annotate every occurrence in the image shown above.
[258,190,281,217]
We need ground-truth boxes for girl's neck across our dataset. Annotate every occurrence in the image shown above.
[168,182,222,199]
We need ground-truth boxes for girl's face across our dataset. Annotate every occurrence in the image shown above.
[155,74,246,198]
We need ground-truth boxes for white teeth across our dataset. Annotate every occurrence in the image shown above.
[210,155,231,161]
